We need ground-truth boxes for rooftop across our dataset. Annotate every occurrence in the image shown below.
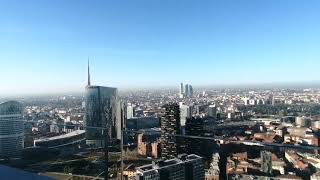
[136,154,202,173]
[34,130,85,143]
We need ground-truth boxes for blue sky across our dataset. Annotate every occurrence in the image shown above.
[0,0,320,95]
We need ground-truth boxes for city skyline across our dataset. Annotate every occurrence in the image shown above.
[1,0,320,95]
[2,1,320,180]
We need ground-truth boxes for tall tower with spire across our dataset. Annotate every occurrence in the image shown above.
[87,58,91,86]
[84,58,123,180]
[84,57,122,147]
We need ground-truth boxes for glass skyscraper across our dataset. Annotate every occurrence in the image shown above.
[85,85,118,148]
[179,83,194,98]
[0,101,24,158]
[84,61,120,148]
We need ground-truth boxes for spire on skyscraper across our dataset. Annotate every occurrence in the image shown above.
[87,57,91,86]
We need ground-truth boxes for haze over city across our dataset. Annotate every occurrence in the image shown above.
[1,0,320,95]
[2,1,320,180]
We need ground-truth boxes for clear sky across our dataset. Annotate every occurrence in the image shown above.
[0,0,320,95]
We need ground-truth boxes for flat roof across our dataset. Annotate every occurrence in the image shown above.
[86,85,117,90]
[137,154,202,173]
[34,130,85,143]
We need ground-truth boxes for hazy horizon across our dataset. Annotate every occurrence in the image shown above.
[2,80,320,97]
[1,0,320,95]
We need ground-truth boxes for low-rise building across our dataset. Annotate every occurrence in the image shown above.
[285,151,309,171]
[137,130,161,159]
[33,130,85,155]
[136,154,204,180]
[272,154,286,175]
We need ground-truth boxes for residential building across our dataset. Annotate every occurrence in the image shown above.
[160,103,181,159]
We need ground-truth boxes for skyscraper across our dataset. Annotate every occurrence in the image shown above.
[188,85,193,98]
[87,58,91,86]
[185,117,204,156]
[179,83,193,98]
[184,84,189,98]
[126,104,135,119]
[116,101,126,140]
[85,86,118,148]
[185,117,217,158]
[208,105,217,119]
[180,104,192,134]
[183,154,205,180]
[85,61,120,148]
[0,101,24,158]
[179,83,185,98]
[161,103,181,159]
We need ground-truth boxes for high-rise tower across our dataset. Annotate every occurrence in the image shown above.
[84,60,121,148]
[180,104,192,134]
[184,84,189,98]
[0,101,24,158]
[208,105,217,119]
[160,103,181,159]
[180,83,193,98]
[87,58,91,86]
[179,83,185,98]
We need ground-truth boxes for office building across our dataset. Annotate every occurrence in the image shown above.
[184,84,189,98]
[126,117,160,130]
[183,154,205,180]
[136,154,204,180]
[183,84,193,98]
[179,83,185,98]
[0,101,24,158]
[85,61,119,148]
[34,130,85,155]
[180,104,192,133]
[208,105,217,118]
[85,86,118,148]
[185,117,217,158]
[261,151,273,175]
[115,101,126,140]
[188,85,193,98]
[185,117,204,155]
[161,103,181,159]
[179,83,193,98]
[127,104,135,119]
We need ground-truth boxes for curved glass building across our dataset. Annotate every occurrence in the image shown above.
[85,86,118,148]
[0,101,24,158]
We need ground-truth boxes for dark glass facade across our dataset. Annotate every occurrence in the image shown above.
[0,101,24,158]
[85,86,118,148]
[185,117,218,158]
